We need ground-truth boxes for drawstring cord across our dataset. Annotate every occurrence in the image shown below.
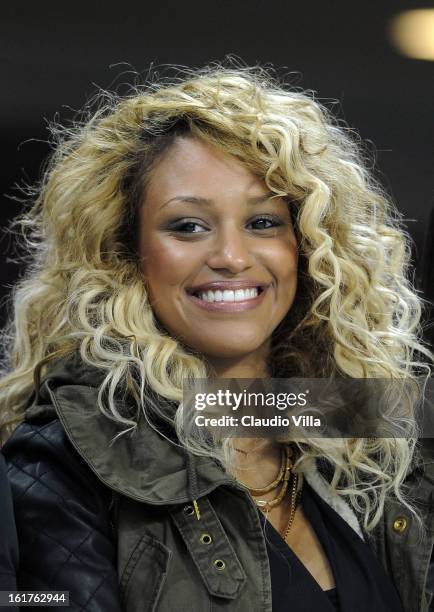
[193,500,201,521]
[186,451,201,520]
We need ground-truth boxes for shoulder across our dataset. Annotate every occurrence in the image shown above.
[4,410,105,498]
[4,410,115,514]
[3,410,122,612]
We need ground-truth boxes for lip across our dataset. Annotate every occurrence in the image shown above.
[187,280,270,294]
[186,284,270,313]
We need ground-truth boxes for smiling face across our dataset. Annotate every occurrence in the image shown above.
[138,136,298,371]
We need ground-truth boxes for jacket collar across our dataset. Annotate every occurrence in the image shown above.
[27,349,429,521]
[29,350,236,505]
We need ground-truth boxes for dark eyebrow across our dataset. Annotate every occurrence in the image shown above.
[160,191,278,209]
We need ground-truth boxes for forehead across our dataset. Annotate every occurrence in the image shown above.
[145,136,266,203]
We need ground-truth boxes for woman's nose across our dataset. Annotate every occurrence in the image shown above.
[205,225,255,273]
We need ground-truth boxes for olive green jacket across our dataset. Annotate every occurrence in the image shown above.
[15,353,434,610]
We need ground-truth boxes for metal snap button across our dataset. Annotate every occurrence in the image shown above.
[214,559,226,570]
[200,533,213,545]
[183,505,195,516]
[393,516,408,533]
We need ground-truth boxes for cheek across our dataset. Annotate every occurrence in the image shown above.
[283,243,298,280]
[140,235,201,294]
[265,237,298,284]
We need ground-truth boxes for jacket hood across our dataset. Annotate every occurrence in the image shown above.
[26,349,235,506]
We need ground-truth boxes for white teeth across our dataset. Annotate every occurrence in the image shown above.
[197,287,260,302]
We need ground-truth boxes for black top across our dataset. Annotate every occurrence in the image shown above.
[259,481,405,612]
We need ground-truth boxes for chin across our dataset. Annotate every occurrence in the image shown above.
[192,337,268,360]
[207,346,258,359]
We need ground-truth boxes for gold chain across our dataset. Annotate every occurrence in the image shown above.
[242,446,303,541]
[248,446,293,511]
[247,446,289,495]
[282,472,302,541]
[241,444,302,537]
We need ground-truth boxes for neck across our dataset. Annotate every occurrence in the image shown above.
[230,438,283,489]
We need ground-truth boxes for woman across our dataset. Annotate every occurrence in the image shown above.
[1,65,433,611]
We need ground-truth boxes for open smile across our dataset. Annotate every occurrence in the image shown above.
[186,283,269,312]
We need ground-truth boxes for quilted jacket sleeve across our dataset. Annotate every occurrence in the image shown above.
[0,452,18,593]
[3,416,122,612]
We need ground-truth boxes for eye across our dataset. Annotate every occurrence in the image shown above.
[169,220,209,233]
[247,215,284,230]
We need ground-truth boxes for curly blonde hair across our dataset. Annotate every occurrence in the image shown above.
[1,64,432,532]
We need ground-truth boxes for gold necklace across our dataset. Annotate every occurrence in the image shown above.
[247,446,289,495]
[247,444,303,539]
[253,451,292,511]
[244,445,294,513]
[281,472,302,541]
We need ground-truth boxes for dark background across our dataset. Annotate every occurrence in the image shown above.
[2,0,434,345]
